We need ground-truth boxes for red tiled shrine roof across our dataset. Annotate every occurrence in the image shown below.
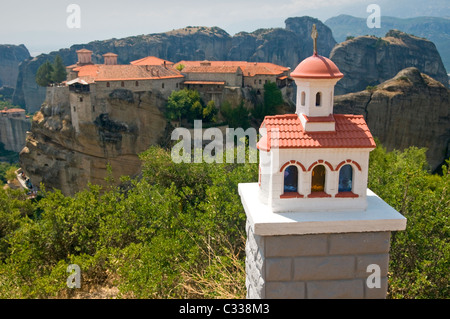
[257,114,376,151]
[290,53,344,79]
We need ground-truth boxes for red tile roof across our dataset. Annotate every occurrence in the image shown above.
[72,64,183,83]
[181,64,242,74]
[1,107,25,113]
[130,56,174,66]
[76,48,93,53]
[257,114,376,151]
[291,53,343,79]
[175,61,289,76]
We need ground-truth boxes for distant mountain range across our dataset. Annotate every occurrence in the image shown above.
[325,14,450,73]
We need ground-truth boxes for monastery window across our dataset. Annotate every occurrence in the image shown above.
[283,165,298,193]
[106,82,110,88]
[338,164,353,193]
[259,79,262,85]
[162,83,165,89]
[135,81,139,87]
[79,97,83,102]
[301,91,306,106]
[121,81,125,87]
[311,165,326,192]
[315,92,321,106]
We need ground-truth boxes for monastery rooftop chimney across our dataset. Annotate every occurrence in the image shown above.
[76,48,93,65]
[200,60,211,67]
[103,52,118,65]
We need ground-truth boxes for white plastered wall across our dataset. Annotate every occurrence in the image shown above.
[295,78,339,118]
[258,147,372,213]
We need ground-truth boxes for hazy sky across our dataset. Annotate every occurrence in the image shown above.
[0,0,448,56]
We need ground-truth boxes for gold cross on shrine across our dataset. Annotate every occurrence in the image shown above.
[311,24,318,55]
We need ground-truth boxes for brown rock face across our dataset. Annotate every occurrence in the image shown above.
[0,44,30,89]
[0,113,31,153]
[334,67,450,172]
[20,88,167,195]
[330,30,448,95]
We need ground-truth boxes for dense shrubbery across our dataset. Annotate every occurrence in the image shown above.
[0,142,448,298]
[0,146,256,298]
[368,143,449,299]
[165,89,217,124]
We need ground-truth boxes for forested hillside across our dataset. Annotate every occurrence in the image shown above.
[0,143,448,299]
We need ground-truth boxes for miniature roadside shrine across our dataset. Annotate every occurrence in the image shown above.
[239,25,406,299]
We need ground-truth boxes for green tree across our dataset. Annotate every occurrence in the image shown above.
[166,88,212,124]
[0,162,17,183]
[166,89,193,123]
[35,61,54,87]
[368,143,449,299]
[263,81,283,116]
[221,100,250,129]
[51,55,67,84]
[5,167,17,182]
[189,100,203,122]
[203,100,217,123]
[251,103,265,120]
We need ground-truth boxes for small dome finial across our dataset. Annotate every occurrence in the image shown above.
[311,24,318,55]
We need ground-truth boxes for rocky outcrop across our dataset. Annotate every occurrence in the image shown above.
[325,14,450,74]
[229,17,336,68]
[13,56,48,113]
[19,87,168,195]
[0,113,31,153]
[285,16,336,59]
[330,30,448,95]
[0,44,30,90]
[13,17,336,112]
[334,67,450,172]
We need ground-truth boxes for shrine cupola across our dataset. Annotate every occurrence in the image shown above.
[290,24,343,132]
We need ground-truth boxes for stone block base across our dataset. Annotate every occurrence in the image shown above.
[245,220,391,299]
[239,183,406,299]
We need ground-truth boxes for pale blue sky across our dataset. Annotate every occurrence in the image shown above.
[0,0,448,56]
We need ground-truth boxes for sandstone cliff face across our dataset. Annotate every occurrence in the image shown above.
[334,67,450,172]
[330,30,448,95]
[229,17,336,69]
[0,115,31,153]
[325,14,450,74]
[20,87,168,195]
[285,16,336,59]
[13,17,336,112]
[0,44,30,89]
